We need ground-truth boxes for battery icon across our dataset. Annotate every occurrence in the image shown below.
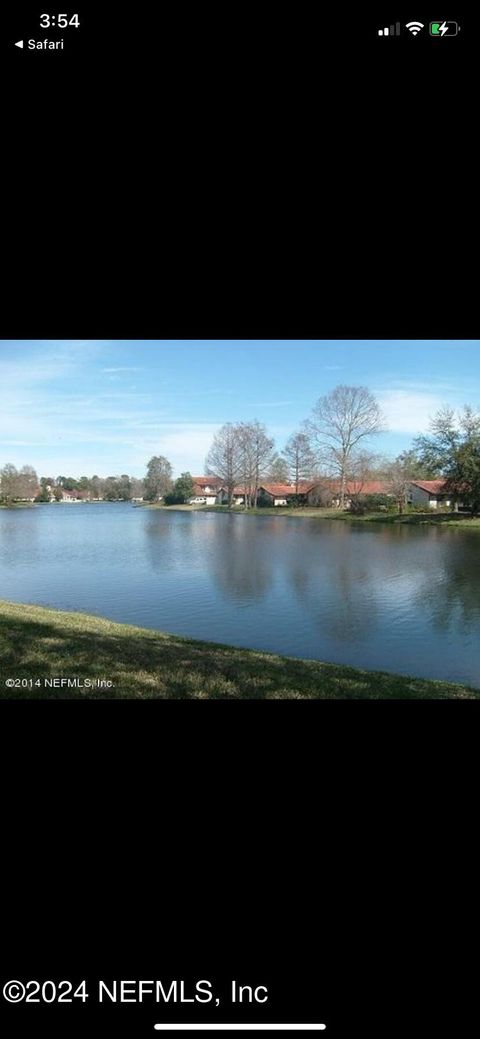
[430,21,460,35]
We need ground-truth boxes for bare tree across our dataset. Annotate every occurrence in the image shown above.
[282,432,316,494]
[130,477,145,499]
[344,450,378,512]
[0,463,38,502]
[0,464,19,502]
[267,455,290,483]
[385,459,412,514]
[305,385,384,508]
[18,465,38,499]
[206,424,243,508]
[237,421,275,508]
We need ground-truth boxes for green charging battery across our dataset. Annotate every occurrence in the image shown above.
[430,21,460,36]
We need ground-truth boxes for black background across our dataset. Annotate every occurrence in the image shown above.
[1,3,474,338]
[1,4,477,1038]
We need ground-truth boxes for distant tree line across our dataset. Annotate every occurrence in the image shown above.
[0,466,145,503]
[54,474,145,500]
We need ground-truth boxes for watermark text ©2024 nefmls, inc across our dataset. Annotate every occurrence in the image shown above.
[2,979,269,1006]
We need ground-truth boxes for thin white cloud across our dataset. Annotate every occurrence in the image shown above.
[102,367,141,373]
[377,390,446,433]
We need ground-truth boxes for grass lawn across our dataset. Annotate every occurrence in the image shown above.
[0,600,478,699]
[200,505,480,528]
[125,502,480,528]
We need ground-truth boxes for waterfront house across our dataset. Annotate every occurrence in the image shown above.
[59,489,79,502]
[408,480,459,509]
[338,480,394,508]
[216,486,245,505]
[192,477,223,505]
[257,482,323,506]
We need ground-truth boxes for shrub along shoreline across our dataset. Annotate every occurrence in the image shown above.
[0,600,478,699]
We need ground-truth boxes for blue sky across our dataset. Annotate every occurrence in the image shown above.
[0,340,479,478]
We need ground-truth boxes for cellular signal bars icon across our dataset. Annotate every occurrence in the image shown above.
[378,23,401,36]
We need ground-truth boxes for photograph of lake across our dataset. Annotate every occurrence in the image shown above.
[1,339,479,697]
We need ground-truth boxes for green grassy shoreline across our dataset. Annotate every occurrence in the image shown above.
[0,600,477,699]
[142,503,480,528]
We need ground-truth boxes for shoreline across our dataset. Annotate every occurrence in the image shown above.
[142,503,480,528]
[0,599,478,699]
[2,501,479,529]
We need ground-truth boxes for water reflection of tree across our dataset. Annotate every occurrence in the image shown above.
[413,530,480,634]
[211,516,273,604]
[284,522,379,644]
[143,512,194,573]
[0,510,39,563]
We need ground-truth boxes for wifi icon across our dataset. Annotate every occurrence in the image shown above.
[406,21,425,35]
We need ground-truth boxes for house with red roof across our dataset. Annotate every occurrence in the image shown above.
[257,482,326,506]
[335,480,394,508]
[59,489,80,501]
[408,480,459,509]
[256,480,395,508]
[344,480,392,497]
[215,485,246,505]
[191,477,224,505]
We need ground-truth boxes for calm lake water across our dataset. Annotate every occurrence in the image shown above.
[1,503,479,685]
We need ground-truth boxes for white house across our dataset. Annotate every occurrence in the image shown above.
[191,477,223,505]
[408,480,458,509]
[216,486,245,506]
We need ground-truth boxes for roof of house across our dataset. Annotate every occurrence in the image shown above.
[259,482,318,496]
[192,476,223,488]
[410,480,448,494]
[257,479,399,498]
[345,480,392,495]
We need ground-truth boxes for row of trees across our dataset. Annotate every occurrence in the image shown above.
[52,474,145,499]
[206,420,277,508]
[142,431,315,507]
[202,387,480,514]
[204,388,385,508]
[0,466,145,503]
[0,464,38,503]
